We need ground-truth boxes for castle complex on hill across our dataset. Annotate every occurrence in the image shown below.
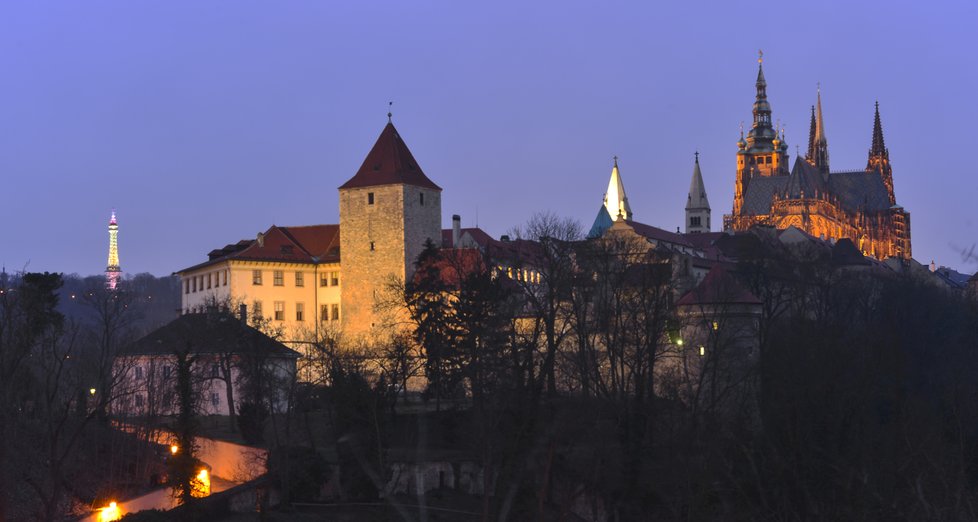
[175,56,915,353]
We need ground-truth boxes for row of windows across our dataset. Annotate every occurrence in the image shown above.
[251,301,340,322]
[185,270,229,294]
[493,266,542,284]
[366,191,428,206]
[252,270,339,287]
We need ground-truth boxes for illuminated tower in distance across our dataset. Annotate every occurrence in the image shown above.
[106,210,121,290]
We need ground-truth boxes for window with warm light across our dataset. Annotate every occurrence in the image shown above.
[699,346,706,356]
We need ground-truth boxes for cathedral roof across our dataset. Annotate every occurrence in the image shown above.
[825,171,891,212]
[740,164,891,215]
[740,176,787,215]
[339,122,441,191]
[784,157,826,198]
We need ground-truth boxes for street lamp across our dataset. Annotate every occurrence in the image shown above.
[170,444,179,455]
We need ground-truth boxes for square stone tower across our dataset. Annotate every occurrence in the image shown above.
[339,121,442,340]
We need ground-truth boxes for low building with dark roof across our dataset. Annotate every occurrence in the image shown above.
[114,312,300,417]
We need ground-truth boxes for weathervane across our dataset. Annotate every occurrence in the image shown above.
[388,101,393,122]
[758,49,763,64]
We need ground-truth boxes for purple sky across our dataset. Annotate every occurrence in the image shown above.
[2,2,976,277]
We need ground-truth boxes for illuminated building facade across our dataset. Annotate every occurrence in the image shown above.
[176,120,442,345]
[106,210,122,290]
[723,56,912,259]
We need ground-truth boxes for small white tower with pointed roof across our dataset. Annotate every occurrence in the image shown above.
[603,157,632,221]
[685,153,711,233]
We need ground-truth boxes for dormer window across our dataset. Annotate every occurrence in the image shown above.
[367,192,374,205]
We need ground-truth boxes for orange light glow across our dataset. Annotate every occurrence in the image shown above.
[191,468,211,498]
[98,501,121,521]
[170,444,178,455]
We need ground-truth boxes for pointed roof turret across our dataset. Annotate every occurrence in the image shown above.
[806,86,830,173]
[867,101,895,205]
[686,152,710,211]
[339,121,441,191]
[868,101,889,162]
[603,156,632,221]
[807,105,816,160]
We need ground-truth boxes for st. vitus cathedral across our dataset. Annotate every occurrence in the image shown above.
[724,55,911,259]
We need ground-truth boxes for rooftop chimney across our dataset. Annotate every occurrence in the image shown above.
[452,214,461,248]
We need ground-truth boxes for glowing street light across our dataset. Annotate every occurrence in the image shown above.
[191,468,211,497]
[89,388,96,396]
[170,444,179,455]
[98,501,121,521]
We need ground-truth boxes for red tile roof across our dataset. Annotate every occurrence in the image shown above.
[676,265,761,306]
[339,122,441,191]
[177,224,340,274]
[441,227,496,249]
[626,220,696,249]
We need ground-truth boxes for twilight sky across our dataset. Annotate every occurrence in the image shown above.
[1,1,976,277]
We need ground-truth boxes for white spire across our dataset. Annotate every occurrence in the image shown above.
[603,157,632,221]
[686,152,710,211]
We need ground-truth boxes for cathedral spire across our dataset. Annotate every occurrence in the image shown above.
[807,105,816,160]
[603,156,632,221]
[807,86,830,174]
[867,101,895,204]
[685,152,711,233]
[746,51,777,151]
[869,101,888,160]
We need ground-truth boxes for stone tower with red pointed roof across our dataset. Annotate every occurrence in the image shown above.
[339,120,442,337]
